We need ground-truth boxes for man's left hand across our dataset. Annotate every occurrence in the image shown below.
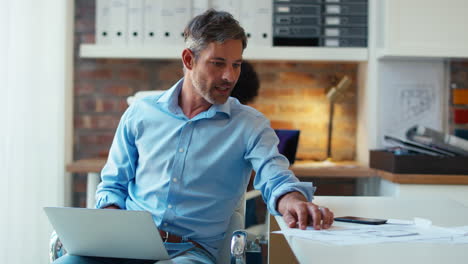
[277,191,334,230]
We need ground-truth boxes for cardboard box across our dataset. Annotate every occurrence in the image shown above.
[369,150,468,175]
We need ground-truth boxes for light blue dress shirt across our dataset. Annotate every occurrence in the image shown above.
[96,78,315,258]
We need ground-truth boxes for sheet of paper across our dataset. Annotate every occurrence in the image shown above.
[378,60,445,146]
[273,222,468,245]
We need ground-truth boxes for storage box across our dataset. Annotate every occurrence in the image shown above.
[369,150,468,175]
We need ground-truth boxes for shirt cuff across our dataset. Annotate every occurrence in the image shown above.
[268,181,316,216]
[95,192,127,209]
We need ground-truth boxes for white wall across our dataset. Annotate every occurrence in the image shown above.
[0,0,73,263]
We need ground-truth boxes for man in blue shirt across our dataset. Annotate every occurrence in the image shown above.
[55,9,334,264]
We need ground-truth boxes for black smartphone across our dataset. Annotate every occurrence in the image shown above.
[334,216,387,225]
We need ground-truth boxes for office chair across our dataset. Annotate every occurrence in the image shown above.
[49,91,267,264]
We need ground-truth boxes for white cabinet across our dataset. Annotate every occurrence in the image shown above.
[378,0,468,58]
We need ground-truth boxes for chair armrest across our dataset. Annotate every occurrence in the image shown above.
[230,229,267,264]
[49,230,67,263]
[245,190,261,201]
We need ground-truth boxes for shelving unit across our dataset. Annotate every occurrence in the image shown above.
[376,48,468,60]
[79,0,468,166]
[79,44,368,62]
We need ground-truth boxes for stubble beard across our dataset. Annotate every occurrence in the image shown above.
[192,76,229,105]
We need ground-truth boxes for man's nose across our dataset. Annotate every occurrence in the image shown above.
[222,66,236,83]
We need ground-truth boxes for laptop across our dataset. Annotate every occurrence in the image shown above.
[275,129,300,164]
[44,207,175,260]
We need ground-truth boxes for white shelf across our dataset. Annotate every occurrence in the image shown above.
[376,48,468,60]
[79,44,368,62]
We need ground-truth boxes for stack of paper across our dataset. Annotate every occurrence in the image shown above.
[274,218,468,245]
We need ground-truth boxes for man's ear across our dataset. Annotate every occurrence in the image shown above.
[182,49,195,70]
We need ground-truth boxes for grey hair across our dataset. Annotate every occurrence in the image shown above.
[184,9,247,59]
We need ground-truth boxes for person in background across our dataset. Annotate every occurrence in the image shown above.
[55,9,333,264]
[231,61,265,230]
[230,61,260,105]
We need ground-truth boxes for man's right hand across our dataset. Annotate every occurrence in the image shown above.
[103,205,120,209]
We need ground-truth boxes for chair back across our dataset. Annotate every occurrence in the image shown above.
[127,90,165,105]
[217,196,245,263]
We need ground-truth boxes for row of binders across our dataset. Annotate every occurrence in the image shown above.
[96,0,272,46]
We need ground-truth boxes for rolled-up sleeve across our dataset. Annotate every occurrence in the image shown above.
[245,117,316,216]
[95,105,139,209]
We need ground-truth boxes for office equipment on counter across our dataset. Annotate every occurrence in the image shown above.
[383,135,455,157]
[406,125,468,156]
[369,149,468,174]
[275,129,300,165]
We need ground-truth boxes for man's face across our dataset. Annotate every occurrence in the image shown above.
[190,39,243,105]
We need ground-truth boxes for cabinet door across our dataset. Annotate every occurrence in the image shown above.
[382,0,468,58]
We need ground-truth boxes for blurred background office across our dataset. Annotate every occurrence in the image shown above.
[3,0,468,263]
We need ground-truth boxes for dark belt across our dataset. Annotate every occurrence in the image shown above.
[159,230,204,251]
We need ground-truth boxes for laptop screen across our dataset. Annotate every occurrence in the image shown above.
[274,129,300,165]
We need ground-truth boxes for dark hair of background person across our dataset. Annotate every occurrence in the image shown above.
[231,61,260,104]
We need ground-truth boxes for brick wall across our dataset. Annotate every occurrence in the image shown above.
[73,0,358,206]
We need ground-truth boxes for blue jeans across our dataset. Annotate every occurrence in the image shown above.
[52,248,216,264]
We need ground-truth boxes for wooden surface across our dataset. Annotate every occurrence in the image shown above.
[66,158,106,173]
[376,169,468,185]
[66,158,374,178]
[268,214,298,264]
[65,158,468,185]
[291,160,374,178]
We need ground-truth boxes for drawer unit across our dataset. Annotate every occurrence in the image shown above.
[274,4,321,15]
[275,15,321,26]
[323,15,367,27]
[323,0,367,3]
[273,0,368,47]
[323,3,367,15]
[274,26,321,38]
[323,26,367,38]
[275,0,322,4]
[321,37,367,47]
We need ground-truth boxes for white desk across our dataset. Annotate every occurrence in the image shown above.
[275,196,468,264]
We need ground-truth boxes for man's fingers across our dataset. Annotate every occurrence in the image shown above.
[320,207,334,229]
[296,203,309,230]
[282,201,335,230]
[282,211,297,228]
[308,204,322,230]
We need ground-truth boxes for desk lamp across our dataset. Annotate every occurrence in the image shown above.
[325,75,352,161]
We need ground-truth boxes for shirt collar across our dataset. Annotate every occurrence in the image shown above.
[156,78,231,119]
